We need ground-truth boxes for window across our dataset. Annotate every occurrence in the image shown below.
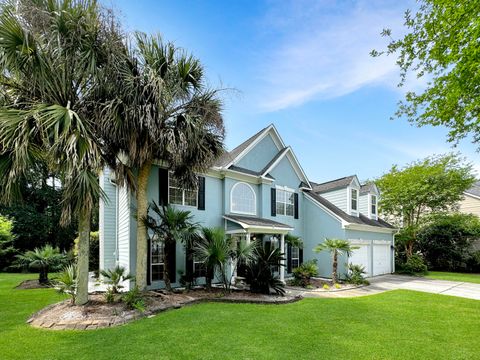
[193,256,206,278]
[351,188,358,211]
[231,182,256,215]
[371,195,377,215]
[291,246,300,270]
[276,189,294,216]
[151,239,164,281]
[169,173,197,207]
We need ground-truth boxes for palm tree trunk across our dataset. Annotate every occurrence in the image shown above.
[135,161,152,291]
[76,207,91,305]
[332,251,338,284]
[163,242,172,291]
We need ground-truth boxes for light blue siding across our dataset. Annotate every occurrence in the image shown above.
[99,168,117,271]
[321,188,348,213]
[359,194,369,216]
[236,135,279,172]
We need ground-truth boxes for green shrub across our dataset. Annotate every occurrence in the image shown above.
[122,285,145,312]
[401,254,428,274]
[100,265,134,294]
[104,288,116,303]
[292,260,318,287]
[345,263,369,285]
[466,251,480,272]
[0,215,17,271]
[55,265,77,305]
[15,244,68,283]
[245,244,285,296]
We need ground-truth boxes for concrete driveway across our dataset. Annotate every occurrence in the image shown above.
[293,274,480,300]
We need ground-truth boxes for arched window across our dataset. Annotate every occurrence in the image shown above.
[231,182,256,215]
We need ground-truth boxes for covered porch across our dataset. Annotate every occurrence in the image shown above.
[223,214,293,283]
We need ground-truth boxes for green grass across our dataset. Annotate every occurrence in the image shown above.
[423,271,480,284]
[1,273,479,360]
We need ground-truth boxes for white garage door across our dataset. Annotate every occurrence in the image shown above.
[373,244,391,276]
[348,244,370,276]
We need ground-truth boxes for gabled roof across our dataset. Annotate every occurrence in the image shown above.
[304,190,395,230]
[224,214,293,234]
[312,175,357,194]
[360,182,379,195]
[464,181,480,199]
[214,125,270,167]
[228,165,275,180]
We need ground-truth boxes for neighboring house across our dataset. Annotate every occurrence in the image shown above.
[458,181,480,217]
[99,124,396,290]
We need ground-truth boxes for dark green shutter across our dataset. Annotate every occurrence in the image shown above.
[287,244,292,273]
[294,193,299,219]
[198,176,205,210]
[271,188,276,216]
[299,247,304,265]
[147,237,152,286]
[159,168,169,206]
[186,243,194,282]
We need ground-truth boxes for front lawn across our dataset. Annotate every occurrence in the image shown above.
[1,273,479,360]
[423,271,480,284]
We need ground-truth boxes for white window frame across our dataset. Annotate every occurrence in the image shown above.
[370,194,378,219]
[291,246,300,270]
[168,172,198,207]
[151,238,164,282]
[350,187,359,213]
[193,255,206,278]
[275,186,295,217]
[230,182,256,215]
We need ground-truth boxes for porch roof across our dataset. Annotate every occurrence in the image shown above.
[224,214,293,234]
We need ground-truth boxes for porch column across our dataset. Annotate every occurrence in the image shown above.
[246,232,251,245]
[280,234,285,283]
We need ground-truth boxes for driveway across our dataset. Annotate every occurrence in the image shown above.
[291,274,480,300]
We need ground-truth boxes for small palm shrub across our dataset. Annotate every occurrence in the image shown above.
[314,239,358,283]
[122,285,145,312]
[100,265,134,294]
[292,259,318,287]
[56,265,77,305]
[16,245,68,284]
[345,263,369,285]
[245,244,285,296]
[401,254,428,274]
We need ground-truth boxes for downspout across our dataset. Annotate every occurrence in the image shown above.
[109,179,119,266]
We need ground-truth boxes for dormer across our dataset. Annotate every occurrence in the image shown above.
[359,183,379,220]
[312,175,361,216]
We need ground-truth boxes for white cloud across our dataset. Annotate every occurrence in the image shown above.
[253,0,416,112]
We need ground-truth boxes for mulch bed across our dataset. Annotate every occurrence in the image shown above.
[27,288,302,331]
[286,278,364,292]
[16,279,52,290]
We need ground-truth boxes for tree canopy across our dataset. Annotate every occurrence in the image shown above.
[372,0,480,146]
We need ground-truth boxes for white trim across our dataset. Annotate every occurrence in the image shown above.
[344,223,397,234]
[348,186,360,216]
[230,182,257,216]
[223,215,293,233]
[463,191,480,200]
[168,172,198,208]
[369,194,378,220]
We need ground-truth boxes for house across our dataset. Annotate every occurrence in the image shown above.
[458,181,480,217]
[99,124,397,289]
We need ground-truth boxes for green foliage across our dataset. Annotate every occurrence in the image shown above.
[0,215,17,270]
[74,231,99,274]
[144,203,199,291]
[100,265,134,294]
[285,234,303,248]
[122,285,145,312]
[399,254,428,275]
[417,213,480,271]
[372,1,480,148]
[245,243,285,296]
[345,264,369,285]
[292,260,318,287]
[15,245,68,283]
[315,238,358,283]
[55,265,77,305]
[466,251,480,273]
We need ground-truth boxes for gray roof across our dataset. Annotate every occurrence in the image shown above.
[304,190,395,229]
[465,181,480,198]
[224,214,293,229]
[312,175,356,194]
[214,126,269,167]
[228,165,275,180]
[360,183,377,195]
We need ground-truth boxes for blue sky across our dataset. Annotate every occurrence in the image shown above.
[109,0,480,183]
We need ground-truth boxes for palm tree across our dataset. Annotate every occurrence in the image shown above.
[0,0,123,304]
[100,265,134,294]
[194,228,256,293]
[246,244,286,295]
[314,239,358,283]
[143,202,199,291]
[100,33,225,290]
[16,245,67,284]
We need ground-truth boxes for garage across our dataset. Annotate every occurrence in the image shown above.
[372,241,392,276]
[348,241,371,276]
[348,240,393,277]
